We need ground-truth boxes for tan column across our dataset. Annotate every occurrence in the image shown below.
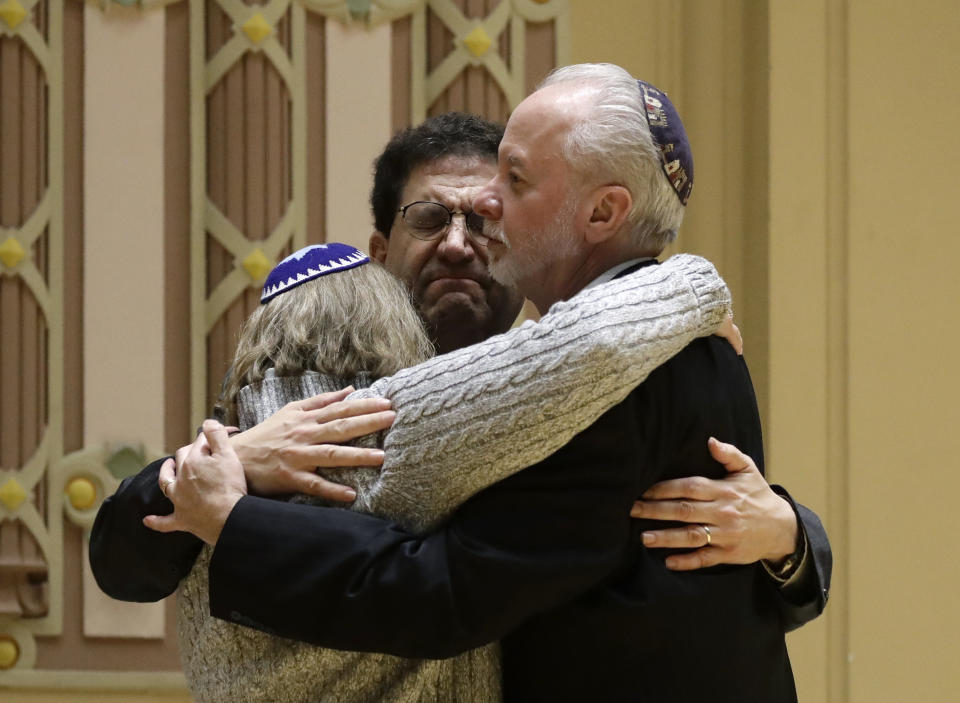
[324,19,392,252]
[82,5,166,638]
[844,2,960,702]
[767,2,837,700]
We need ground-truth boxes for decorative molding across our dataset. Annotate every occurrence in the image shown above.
[85,0,184,14]
[190,0,307,425]
[0,440,162,680]
[299,0,569,118]
[0,0,65,670]
[300,0,421,27]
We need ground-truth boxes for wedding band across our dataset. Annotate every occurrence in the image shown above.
[160,478,174,498]
[703,525,712,546]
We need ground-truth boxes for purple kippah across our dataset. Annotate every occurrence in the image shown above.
[261,243,369,304]
[637,79,694,206]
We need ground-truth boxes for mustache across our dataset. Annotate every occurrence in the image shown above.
[481,219,508,247]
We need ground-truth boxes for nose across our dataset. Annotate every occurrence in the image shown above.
[473,183,502,221]
[436,214,476,264]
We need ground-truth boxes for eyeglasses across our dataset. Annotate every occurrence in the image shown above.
[397,201,487,244]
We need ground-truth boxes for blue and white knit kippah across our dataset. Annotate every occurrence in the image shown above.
[637,79,694,206]
[261,243,369,304]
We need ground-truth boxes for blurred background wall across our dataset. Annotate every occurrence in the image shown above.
[1,1,957,701]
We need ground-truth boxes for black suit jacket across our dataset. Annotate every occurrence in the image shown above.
[197,334,795,701]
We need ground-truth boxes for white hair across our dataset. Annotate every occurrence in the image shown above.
[538,63,686,252]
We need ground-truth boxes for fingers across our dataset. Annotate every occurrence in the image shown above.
[158,457,176,483]
[730,322,743,355]
[631,497,712,523]
[186,430,211,464]
[295,387,354,411]
[201,418,234,456]
[288,474,358,503]
[143,513,181,533]
[158,457,177,500]
[641,524,716,549]
[310,398,394,425]
[299,444,386,468]
[640,475,717,501]
[639,519,731,571]
[664,548,724,571]
[306,410,397,445]
[706,436,754,474]
[716,315,744,355]
[174,443,190,472]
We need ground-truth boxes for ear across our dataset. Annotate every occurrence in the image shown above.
[369,231,389,264]
[584,186,632,245]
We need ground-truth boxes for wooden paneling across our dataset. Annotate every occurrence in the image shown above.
[427,0,510,122]
[0,6,51,624]
[203,0,294,410]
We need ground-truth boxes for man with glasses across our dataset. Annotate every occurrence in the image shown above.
[91,108,828,692]
[366,113,523,355]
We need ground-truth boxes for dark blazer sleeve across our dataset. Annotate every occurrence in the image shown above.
[208,400,643,659]
[89,457,204,602]
[770,486,833,631]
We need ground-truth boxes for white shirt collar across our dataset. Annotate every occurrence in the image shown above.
[582,257,655,292]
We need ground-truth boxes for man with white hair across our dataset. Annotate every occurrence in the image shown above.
[145,64,821,701]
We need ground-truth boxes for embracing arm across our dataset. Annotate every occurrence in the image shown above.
[349,254,731,529]
[89,457,203,601]
[89,390,393,602]
[207,400,642,658]
[631,439,832,629]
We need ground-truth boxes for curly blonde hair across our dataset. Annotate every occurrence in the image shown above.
[217,261,433,425]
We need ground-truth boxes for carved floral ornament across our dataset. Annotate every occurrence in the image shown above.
[84,0,565,26]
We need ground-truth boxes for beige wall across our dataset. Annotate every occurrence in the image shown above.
[573,1,960,701]
[844,2,959,701]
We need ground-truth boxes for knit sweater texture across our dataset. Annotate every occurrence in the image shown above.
[177,253,731,703]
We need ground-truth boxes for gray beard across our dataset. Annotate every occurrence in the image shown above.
[485,203,580,290]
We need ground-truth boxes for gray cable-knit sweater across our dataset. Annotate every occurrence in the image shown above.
[177,254,731,703]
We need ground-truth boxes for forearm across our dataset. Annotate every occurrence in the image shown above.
[209,402,642,656]
[354,254,731,528]
[89,457,203,601]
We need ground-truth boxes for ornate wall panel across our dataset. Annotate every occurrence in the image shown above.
[192,0,307,419]
[0,0,64,673]
[2,1,186,689]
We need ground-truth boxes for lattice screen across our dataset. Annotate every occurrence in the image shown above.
[0,0,65,671]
